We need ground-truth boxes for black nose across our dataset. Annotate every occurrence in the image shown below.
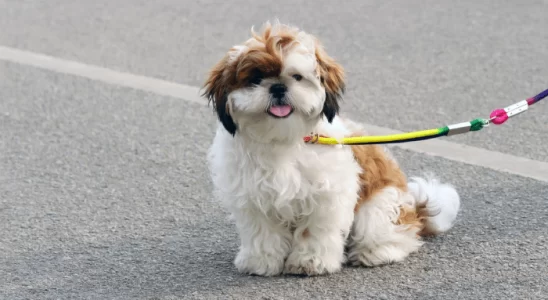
[269,83,287,98]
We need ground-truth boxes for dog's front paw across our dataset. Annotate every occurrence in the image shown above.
[283,251,342,276]
[234,249,284,276]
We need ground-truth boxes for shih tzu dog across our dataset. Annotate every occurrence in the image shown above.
[203,21,460,276]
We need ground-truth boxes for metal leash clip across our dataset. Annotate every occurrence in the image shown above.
[489,100,529,125]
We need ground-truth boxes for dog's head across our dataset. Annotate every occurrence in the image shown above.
[203,22,345,143]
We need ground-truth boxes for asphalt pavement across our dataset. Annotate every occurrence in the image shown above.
[1,1,548,299]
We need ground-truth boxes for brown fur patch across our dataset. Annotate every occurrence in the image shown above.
[351,144,407,212]
[315,45,345,96]
[396,202,441,237]
[314,41,345,121]
[302,228,310,238]
[396,205,426,236]
[351,142,438,237]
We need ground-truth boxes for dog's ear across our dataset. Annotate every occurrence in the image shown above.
[315,44,345,123]
[202,48,246,136]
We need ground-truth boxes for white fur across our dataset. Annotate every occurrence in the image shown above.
[347,177,461,267]
[408,176,461,234]
[209,115,461,275]
[347,187,424,267]
[208,118,362,276]
[207,23,461,276]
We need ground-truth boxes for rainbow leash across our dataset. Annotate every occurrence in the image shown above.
[304,88,548,145]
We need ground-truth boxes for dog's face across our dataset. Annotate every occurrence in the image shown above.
[203,23,345,143]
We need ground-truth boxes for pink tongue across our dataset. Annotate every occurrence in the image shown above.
[269,105,292,117]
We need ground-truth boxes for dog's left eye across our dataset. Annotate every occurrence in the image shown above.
[292,74,303,81]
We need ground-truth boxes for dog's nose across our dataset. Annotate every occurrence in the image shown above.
[269,83,287,98]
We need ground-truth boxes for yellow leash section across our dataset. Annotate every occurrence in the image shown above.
[303,118,494,145]
[305,128,446,145]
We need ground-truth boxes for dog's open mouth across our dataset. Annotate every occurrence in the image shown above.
[267,105,294,118]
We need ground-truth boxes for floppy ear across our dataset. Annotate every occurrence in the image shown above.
[315,44,345,123]
[202,55,238,136]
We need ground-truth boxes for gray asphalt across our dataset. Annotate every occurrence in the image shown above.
[1,1,548,299]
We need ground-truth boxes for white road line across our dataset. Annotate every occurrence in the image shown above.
[0,45,203,105]
[1,45,548,183]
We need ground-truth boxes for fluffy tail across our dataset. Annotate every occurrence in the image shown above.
[407,176,461,236]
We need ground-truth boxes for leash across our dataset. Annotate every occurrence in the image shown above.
[304,89,548,145]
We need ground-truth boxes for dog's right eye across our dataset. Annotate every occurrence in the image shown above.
[249,76,263,85]
[248,71,264,86]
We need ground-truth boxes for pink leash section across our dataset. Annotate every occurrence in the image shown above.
[489,89,548,125]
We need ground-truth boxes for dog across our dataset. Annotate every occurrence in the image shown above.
[203,21,460,276]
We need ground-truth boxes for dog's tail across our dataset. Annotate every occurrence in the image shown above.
[407,176,461,236]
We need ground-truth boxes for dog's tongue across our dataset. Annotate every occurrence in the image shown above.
[269,105,292,117]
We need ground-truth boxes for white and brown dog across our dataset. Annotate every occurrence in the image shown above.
[203,21,460,276]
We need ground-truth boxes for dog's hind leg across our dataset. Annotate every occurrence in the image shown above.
[346,144,460,267]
